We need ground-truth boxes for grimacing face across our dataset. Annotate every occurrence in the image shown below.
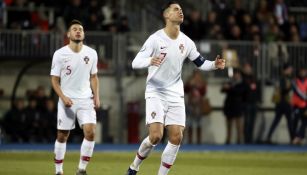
[67,24,85,43]
[164,3,184,24]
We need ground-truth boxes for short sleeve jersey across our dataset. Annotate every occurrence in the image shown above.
[135,29,200,102]
[50,45,98,98]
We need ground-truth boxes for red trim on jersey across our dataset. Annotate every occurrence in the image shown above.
[136,152,146,160]
[162,162,172,169]
[54,158,63,164]
[81,156,91,161]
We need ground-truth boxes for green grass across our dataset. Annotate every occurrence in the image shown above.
[0,151,307,175]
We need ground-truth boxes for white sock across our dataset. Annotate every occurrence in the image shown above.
[130,136,155,171]
[54,140,66,174]
[78,139,95,170]
[158,141,180,175]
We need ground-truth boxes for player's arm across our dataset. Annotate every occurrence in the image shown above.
[50,75,73,107]
[90,73,100,108]
[132,36,159,69]
[188,40,225,71]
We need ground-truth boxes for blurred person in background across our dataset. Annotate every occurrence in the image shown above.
[291,68,307,145]
[242,63,261,144]
[267,63,294,144]
[1,98,26,142]
[221,69,247,144]
[185,70,208,144]
[41,98,57,143]
[24,96,41,142]
[125,1,225,175]
[50,20,100,175]
[182,9,206,40]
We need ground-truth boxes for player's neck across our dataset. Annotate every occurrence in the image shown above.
[68,42,83,53]
[164,24,180,39]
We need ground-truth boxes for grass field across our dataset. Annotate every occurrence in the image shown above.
[0,151,307,175]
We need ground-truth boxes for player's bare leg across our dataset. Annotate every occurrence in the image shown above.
[158,125,184,175]
[54,130,70,175]
[126,123,163,174]
[76,123,96,175]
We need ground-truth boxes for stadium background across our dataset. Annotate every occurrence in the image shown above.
[0,0,307,145]
[1,0,307,175]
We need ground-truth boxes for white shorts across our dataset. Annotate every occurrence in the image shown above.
[146,97,186,127]
[57,98,96,130]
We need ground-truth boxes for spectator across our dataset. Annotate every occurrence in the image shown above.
[7,0,33,29]
[84,0,104,31]
[182,9,206,40]
[40,98,57,142]
[221,69,247,144]
[62,0,85,27]
[242,63,261,144]
[267,63,294,144]
[24,97,41,142]
[118,16,130,33]
[2,98,26,142]
[267,37,289,81]
[291,68,307,145]
[34,85,47,112]
[273,0,288,26]
[185,70,208,144]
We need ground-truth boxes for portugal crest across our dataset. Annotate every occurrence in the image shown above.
[84,56,90,64]
[151,112,156,119]
[179,44,184,53]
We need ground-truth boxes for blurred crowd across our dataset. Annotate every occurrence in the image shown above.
[0,0,306,144]
[182,0,306,42]
[184,64,306,145]
[1,0,307,42]
[1,0,130,33]
[0,86,84,143]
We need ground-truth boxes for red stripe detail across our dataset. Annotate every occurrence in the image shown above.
[162,162,172,169]
[54,158,63,164]
[81,156,91,161]
[136,152,146,160]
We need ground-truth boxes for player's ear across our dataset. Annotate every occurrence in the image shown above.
[163,9,169,20]
[66,31,70,39]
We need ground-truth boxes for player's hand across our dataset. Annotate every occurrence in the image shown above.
[93,96,101,109]
[215,55,226,69]
[62,96,73,107]
[150,57,163,67]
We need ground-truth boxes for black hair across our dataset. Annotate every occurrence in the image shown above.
[161,1,180,16]
[68,19,83,30]
[282,63,291,70]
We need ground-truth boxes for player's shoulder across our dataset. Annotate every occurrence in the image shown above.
[53,45,69,57]
[180,31,194,43]
[55,45,69,53]
[148,29,164,40]
[83,45,97,53]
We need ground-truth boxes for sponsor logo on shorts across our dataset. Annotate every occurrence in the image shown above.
[151,111,156,119]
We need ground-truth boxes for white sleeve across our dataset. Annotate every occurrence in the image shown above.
[198,60,217,71]
[50,51,61,76]
[132,36,156,69]
[187,40,201,62]
[91,51,98,74]
[187,39,217,71]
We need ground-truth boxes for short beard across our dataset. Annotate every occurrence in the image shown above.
[71,39,82,44]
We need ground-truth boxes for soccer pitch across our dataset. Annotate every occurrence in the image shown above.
[0,151,306,175]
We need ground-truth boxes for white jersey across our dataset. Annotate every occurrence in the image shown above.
[132,29,213,102]
[50,45,98,99]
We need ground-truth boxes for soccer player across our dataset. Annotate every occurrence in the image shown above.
[50,19,100,175]
[125,1,225,175]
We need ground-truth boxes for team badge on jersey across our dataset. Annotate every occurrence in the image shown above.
[151,111,156,119]
[179,44,184,53]
[84,56,90,64]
